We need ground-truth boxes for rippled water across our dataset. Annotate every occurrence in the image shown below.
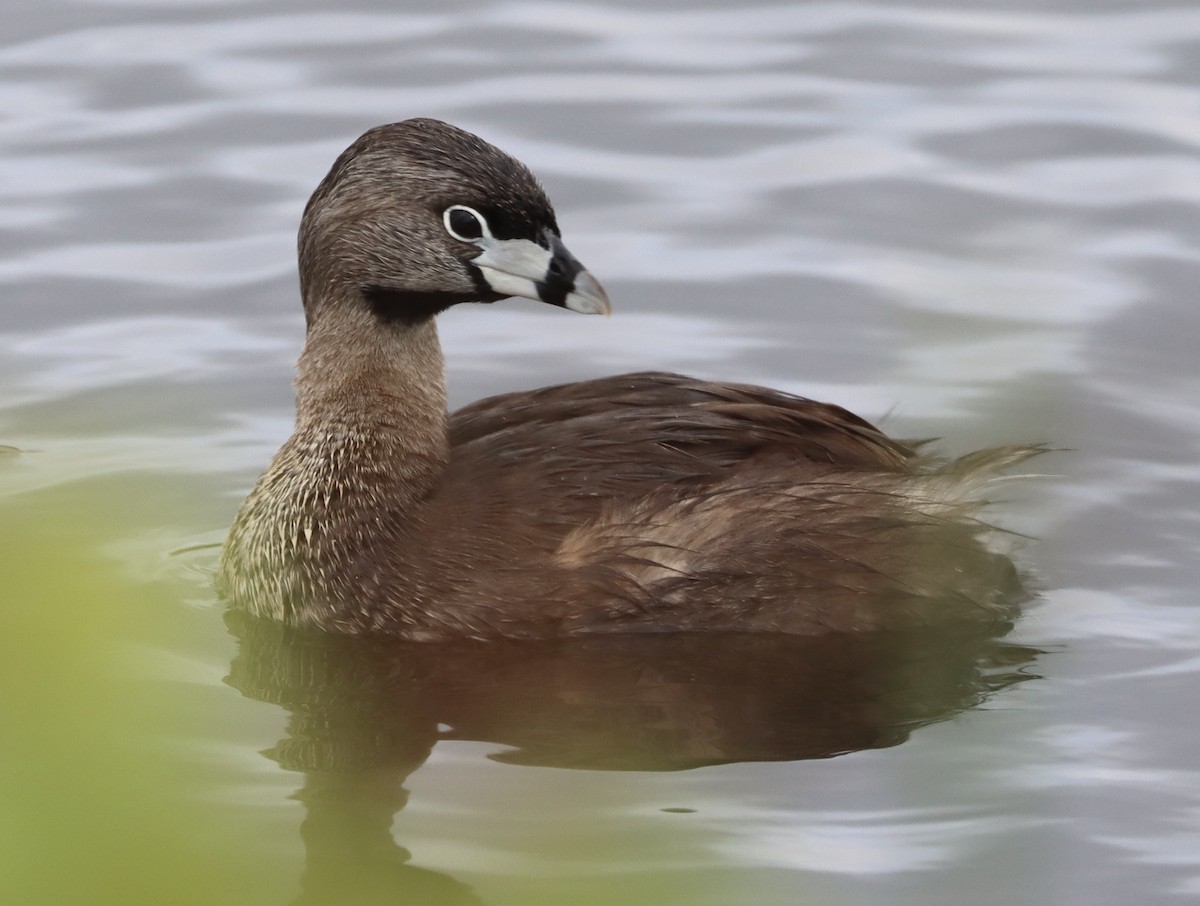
[3,1,1199,903]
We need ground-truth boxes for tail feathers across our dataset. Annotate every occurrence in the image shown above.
[907,443,1049,517]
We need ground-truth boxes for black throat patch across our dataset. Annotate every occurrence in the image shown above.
[362,286,466,325]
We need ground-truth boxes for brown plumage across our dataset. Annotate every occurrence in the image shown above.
[218,118,1038,640]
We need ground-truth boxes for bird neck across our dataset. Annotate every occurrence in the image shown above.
[293,297,450,505]
[219,296,450,629]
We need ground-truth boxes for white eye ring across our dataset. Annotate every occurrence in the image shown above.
[443,205,491,242]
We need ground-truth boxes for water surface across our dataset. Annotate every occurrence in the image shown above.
[3,1,1199,903]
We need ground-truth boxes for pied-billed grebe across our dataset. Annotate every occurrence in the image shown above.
[218,118,1039,639]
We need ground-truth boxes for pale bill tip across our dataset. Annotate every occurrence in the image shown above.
[564,269,612,317]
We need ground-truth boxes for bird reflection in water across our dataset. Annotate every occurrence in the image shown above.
[225,611,1039,903]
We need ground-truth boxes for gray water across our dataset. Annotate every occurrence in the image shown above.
[3,1,1199,904]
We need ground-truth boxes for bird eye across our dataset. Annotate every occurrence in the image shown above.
[443,205,489,242]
